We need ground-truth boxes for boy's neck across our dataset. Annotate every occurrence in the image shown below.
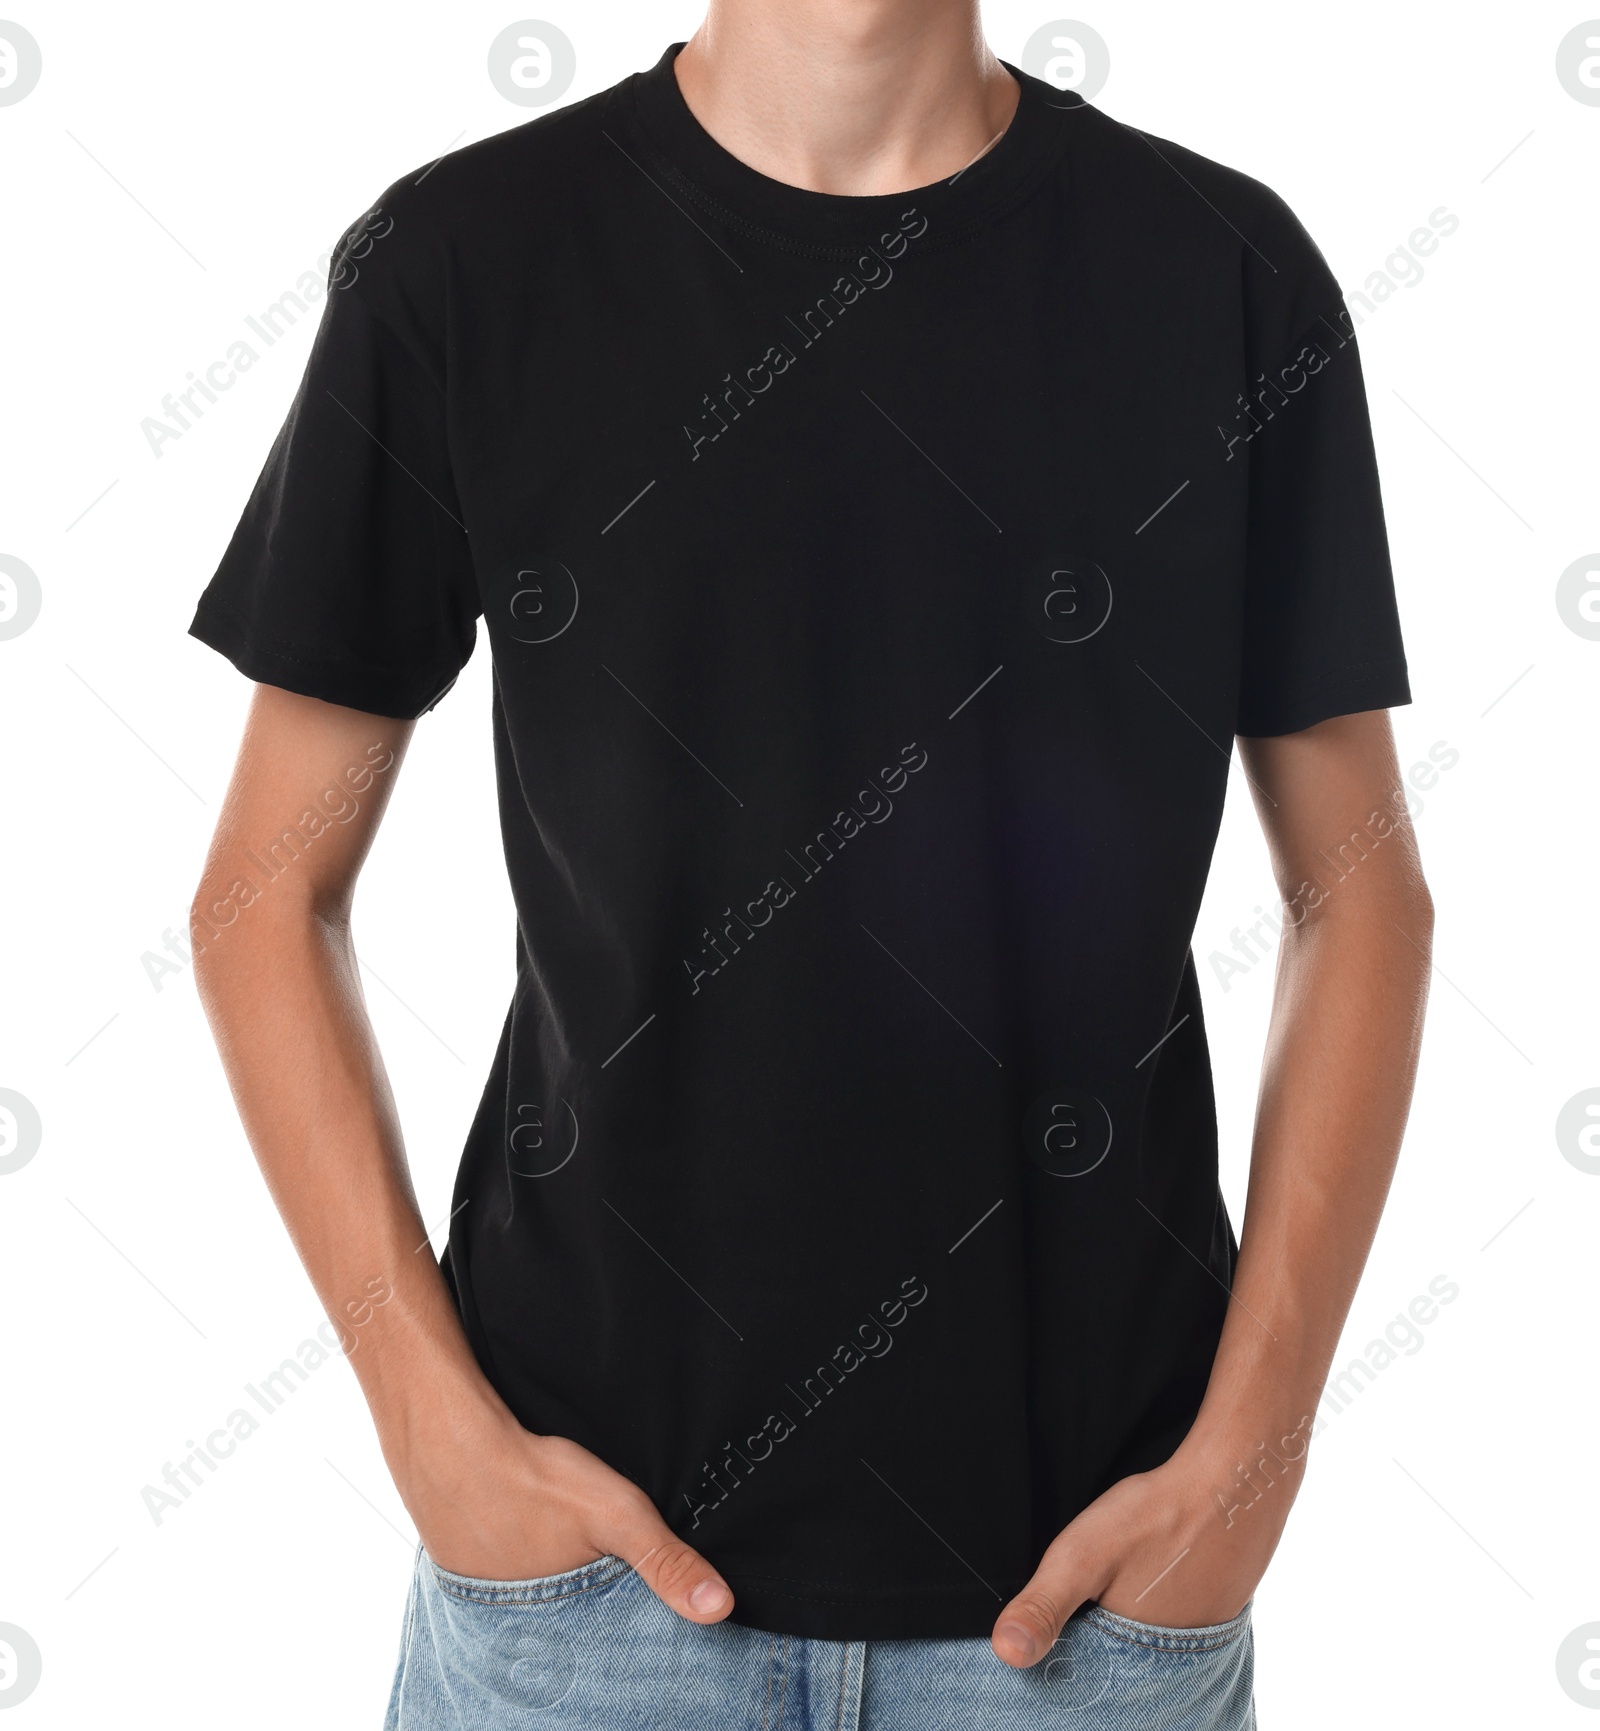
[673,0,1019,196]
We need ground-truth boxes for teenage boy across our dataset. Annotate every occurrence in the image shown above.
[190,5,1432,1726]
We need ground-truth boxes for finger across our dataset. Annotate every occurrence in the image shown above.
[992,1532,1102,1668]
[610,1505,734,1624]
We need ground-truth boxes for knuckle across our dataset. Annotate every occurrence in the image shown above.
[532,1433,589,1485]
[649,1542,705,1598]
[1016,1590,1065,1639]
[594,1490,650,1539]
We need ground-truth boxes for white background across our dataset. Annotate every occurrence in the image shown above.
[1,1,1596,1724]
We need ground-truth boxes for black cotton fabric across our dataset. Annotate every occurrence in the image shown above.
[190,44,1410,1640]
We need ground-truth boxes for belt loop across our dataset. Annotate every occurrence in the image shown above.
[833,1640,865,1731]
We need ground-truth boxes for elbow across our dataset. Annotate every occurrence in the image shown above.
[1413,878,1436,938]
[187,872,274,980]
[1388,869,1435,1011]
[187,881,240,985]
[1404,866,1435,956]
[189,871,348,988]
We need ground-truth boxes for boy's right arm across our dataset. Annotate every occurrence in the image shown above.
[191,683,733,1624]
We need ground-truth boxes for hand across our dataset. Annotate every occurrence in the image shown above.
[990,1424,1310,1667]
[390,1393,735,1625]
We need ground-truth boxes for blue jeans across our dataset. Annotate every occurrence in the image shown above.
[384,1550,1256,1729]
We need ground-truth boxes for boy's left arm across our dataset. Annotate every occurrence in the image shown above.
[992,707,1434,1668]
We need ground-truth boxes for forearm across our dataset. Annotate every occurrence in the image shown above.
[192,902,506,1464]
[1185,877,1433,1465]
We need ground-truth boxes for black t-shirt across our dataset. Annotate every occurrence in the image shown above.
[190,44,1409,1640]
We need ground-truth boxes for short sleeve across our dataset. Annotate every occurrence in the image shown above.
[1233,201,1411,738]
[189,223,479,721]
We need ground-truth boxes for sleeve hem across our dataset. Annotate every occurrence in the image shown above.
[188,595,461,721]
[1235,661,1411,739]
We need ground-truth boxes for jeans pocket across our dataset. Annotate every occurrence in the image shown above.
[1060,1603,1256,1730]
[424,1550,635,1606]
[1078,1600,1253,1654]
[399,1552,646,1725]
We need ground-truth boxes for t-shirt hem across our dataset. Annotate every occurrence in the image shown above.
[1235,660,1412,738]
[720,1572,1028,1641]
[188,595,458,721]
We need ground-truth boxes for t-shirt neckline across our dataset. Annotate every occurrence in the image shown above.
[626,42,1069,252]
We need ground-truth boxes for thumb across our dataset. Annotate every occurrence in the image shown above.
[992,1523,1108,1669]
[613,1506,734,1625]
